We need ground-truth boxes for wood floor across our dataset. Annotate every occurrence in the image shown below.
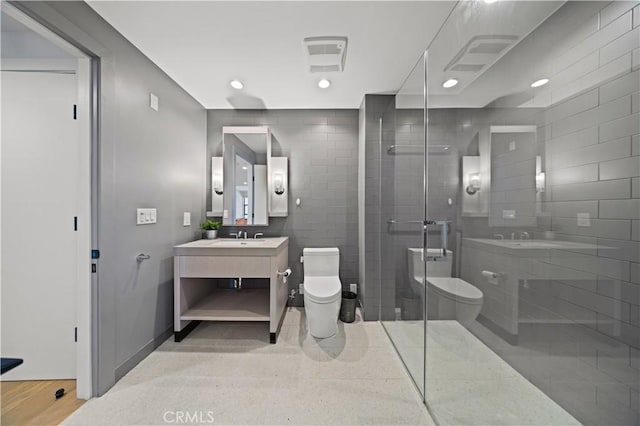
[1,380,84,425]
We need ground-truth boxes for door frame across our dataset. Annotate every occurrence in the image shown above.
[1,2,97,399]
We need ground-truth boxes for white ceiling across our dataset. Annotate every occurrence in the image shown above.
[86,1,456,109]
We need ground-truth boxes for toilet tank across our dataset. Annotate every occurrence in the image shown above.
[408,248,453,280]
[303,248,339,277]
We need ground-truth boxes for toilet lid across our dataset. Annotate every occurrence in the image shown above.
[427,277,483,304]
[304,276,342,303]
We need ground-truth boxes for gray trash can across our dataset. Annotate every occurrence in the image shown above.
[340,291,357,323]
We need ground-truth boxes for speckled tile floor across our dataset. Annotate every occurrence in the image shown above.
[383,320,580,426]
[63,308,434,425]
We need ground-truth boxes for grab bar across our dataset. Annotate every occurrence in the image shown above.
[387,218,450,257]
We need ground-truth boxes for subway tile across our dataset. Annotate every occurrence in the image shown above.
[632,347,640,370]
[631,262,640,284]
[633,220,640,241]
[552,179,630,201]
[596,312,640,347]
[554,11,632,73]
[634,48,640,69]
[542,201,599,218]
[601,2,638,28]
[550,136,629,169]
[551,96,630,138]
[633,177,640,198]
[600,26,640,66]
[635,5,640,28]
[633,135,640,156]
[633,92,640,113]
[546,127,598,154]
[600,113,640,142]
[547,163,599,185]
[597,277,640,306]
[600,199,640,219]
[557,282,630,321]
[545,89,598,124]
[598,238,640,262]
[601,155,639,180]
[552,217,631,240]
[553,54,632,106]
[600,70,640,104]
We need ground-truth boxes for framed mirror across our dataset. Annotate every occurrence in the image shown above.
[222,126,270,226]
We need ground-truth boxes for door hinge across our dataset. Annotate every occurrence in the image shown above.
[74,216,78,231]
[91,264,97,273]
[73,104,77,120]
[74,327,78,342]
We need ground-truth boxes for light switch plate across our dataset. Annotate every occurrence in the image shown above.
[350,283,358,294]
[502,209,516,219]
[136,208,157,225]
[509,141,516,151]
[577,212,591,227]
[299,283,304,294]
[183,212,191,226]
[149,93,159,111]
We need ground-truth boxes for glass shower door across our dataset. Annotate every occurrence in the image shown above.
[380,56,427,397]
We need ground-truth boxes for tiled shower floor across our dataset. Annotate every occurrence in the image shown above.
[383,320,580,426]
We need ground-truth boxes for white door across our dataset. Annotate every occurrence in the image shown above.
[1,71,79,380]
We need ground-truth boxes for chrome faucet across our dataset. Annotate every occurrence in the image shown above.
[253,232,264,239]
[229,232,239,239]
[239,231,248,239]
[520,232,530,240]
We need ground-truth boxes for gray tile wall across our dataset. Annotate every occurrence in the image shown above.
[207,110,359,305]
[459,2,640,423]
[359,95,395,320]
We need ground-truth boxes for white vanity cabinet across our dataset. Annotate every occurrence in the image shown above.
[173,237,289,343]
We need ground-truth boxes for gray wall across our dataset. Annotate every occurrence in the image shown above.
[207,110,359,305]
[359,95,395,320]
[15,1,207,395]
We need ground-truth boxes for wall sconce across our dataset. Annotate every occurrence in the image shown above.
[466,172,481,195]
[536,172,546,193]
[213,174,223,195]
[273,173,285,195]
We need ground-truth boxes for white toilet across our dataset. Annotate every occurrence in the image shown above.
[303,248,342,338]
[408,248,483,324]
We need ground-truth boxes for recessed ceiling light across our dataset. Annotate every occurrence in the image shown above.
[318,79,331,89]
[241,166,248,170]
[531,78,549,88]
[230,80,244,90]
[243,182,247,185]
[442,78,458,88]
[483,0,498,3]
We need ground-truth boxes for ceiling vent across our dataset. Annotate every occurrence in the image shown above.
[444,35,518,74]
[303,36,348,73]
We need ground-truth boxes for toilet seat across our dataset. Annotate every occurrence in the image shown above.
[427,277,483,304]
[304,276,341,303]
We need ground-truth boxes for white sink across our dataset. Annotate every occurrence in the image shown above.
[500,240,560,249]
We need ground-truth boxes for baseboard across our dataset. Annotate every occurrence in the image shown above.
[115,326,173,381]
[477,314,518,345]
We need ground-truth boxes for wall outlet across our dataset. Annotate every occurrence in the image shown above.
[299,283,304,294]
[136,208,157,225]
[350,283,358,294]
[300,256,304,264]
[502,209,516,219]
[577,212,591,227]
[509,141,516,151]
[183,212,191,226]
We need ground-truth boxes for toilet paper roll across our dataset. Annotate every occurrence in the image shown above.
[482,270,500,285]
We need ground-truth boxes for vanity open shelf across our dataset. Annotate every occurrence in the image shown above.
[173,237,289,343]
[180,288,270,322]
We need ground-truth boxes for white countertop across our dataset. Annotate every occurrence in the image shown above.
[174,237,288,256]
